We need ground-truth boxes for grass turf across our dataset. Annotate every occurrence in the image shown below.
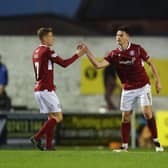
[0,148,167,168]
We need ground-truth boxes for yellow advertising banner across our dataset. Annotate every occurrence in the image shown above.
[156,111,168,146]
[80,57,168,95]
[80,57,105,94]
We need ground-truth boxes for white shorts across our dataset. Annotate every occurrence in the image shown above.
[120,84,152,112]
[34,90,62,114]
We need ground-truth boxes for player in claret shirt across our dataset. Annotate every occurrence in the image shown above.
[81,26,164,152]
[31,27,86,151]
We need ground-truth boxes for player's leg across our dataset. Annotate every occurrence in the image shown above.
[142,106,163,151]
[44,91,63,150]
[113,111,132,152]
[48,112,63,123]
[31,90,62,150]
[120,111,132,150]
[32,112,62,150]
[31,113,58,150]
[140,84,164,152]
[33,115,56,140]
[114,89,136,151]
[31,118,53,151]
[30,91,47,150]
[45,112,63,150]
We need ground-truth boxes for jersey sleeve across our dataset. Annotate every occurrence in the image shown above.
[139,45,150,61]
[49,50,79,68]
[104,51,114,63]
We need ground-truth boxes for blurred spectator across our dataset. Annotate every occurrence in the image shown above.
[103,64,118,110]
[0,55,11,111]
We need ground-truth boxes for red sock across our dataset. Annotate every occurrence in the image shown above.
[35,118,56,140]
[147,117,158,139]
[121,122,131,144]
[46,120,56,149]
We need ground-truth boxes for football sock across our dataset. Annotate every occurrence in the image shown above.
[46,119,57,149]
[121,122,131,149]
[147,117,158,139]
[35,118,56,140]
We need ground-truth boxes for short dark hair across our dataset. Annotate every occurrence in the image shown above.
[37,27,53,40]
[116,26,130,35]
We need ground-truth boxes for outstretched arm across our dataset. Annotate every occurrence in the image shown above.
[51,46,86,68]
[86,46,110,69]
[52,54,79,68]
[146,58,161,94]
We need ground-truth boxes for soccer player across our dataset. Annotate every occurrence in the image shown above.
[31,27,86,150]
[81,26,164,152]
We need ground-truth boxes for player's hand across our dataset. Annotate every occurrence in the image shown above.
[155,80,162,94]
[76,43,87,57]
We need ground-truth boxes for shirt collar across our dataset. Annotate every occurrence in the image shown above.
[118,42,131,51]
[39,44,49,48]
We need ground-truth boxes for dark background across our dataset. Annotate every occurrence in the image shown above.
[0,0,168,35]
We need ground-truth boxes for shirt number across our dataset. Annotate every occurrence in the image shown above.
[34,62,39,80]
[34,60,52,80]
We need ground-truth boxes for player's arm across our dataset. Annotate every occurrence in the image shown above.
[51,55,79,68]
[85,46,110,69]
[50,47,86,68]
[146,58,161,94]
[139,45,161,94]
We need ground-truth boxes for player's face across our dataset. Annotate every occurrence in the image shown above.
[116,31,129,46]
[43,32,54,46]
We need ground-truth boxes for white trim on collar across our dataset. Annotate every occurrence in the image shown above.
[39,44,49,48]
[127,42,131,50]
[118,42,131,51]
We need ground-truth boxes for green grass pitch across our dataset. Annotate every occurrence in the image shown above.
[0,148,168,168]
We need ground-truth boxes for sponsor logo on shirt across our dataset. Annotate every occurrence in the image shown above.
[119,57,136,65]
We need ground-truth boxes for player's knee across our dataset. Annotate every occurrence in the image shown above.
[58,114,63,123]
[122,112,131,122]
[143,106,153,119]
[143,111,153,119]
[122,117,131,123]
[55,113,63,123]
[48,113,63,123]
